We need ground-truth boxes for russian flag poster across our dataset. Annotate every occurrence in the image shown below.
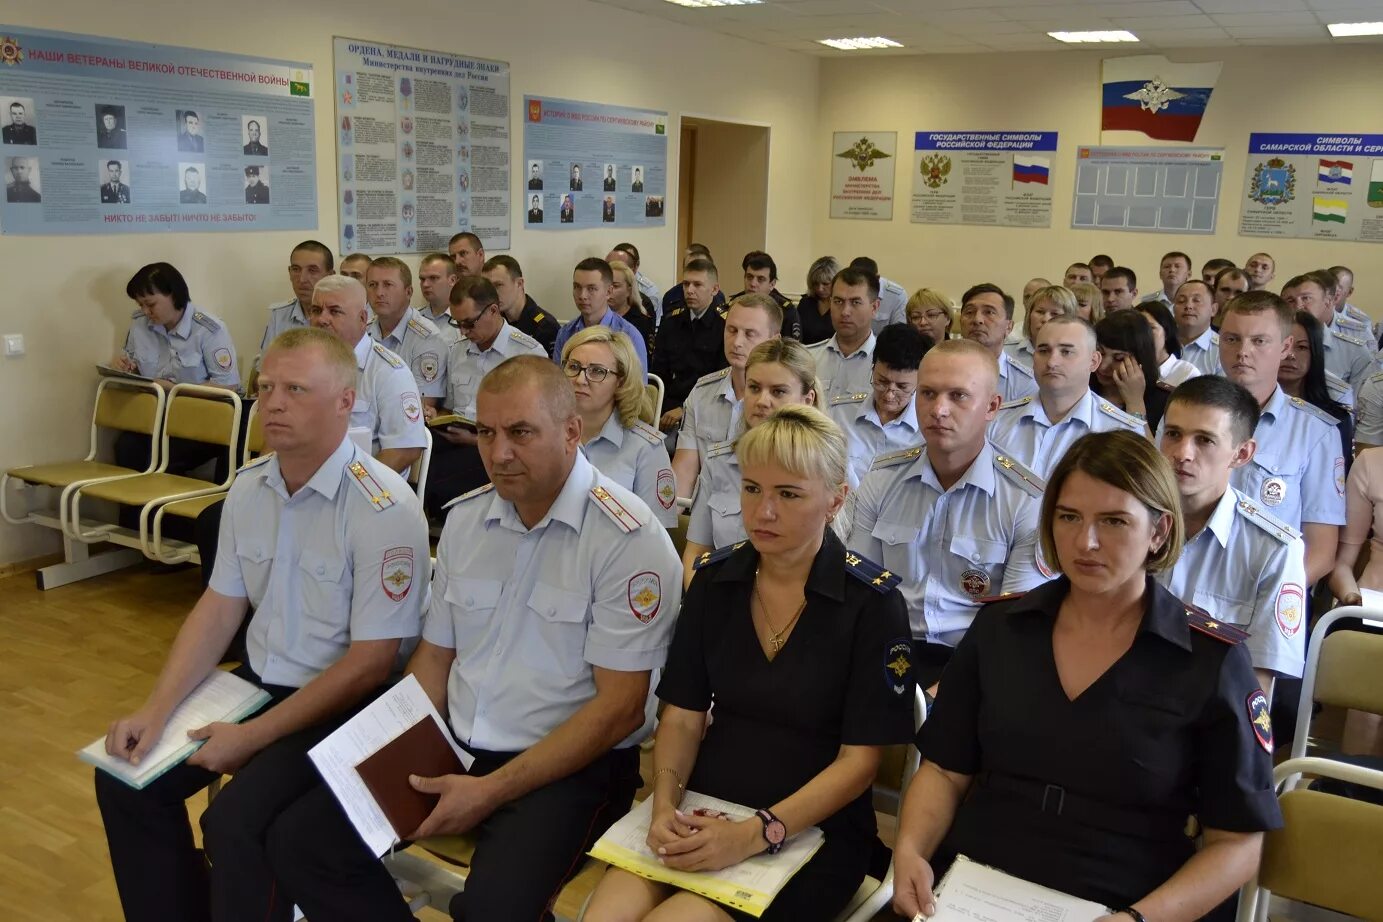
[1013,156,1050,186]
[1101,56,1221,144]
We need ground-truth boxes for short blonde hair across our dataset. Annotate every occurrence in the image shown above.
[906,288,954,323]
[1070,282,1103,324]
[266,327,358,391]
[608,259,640,311]
[745,339,823,413]
[736,404,848,491]
[1039,430,1184,574]
[367,255,412,288]
[1024,285,1079,338]
[561,325,653,428]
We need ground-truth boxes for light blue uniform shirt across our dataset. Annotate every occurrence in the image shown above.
[848,440,1049,644]
[351,335,427,454]
[1321,324,1378,395]
[636,272,662,323]
[423,452,682,752]
[872,276,909,334]
[996,350,1039,404]
[210,437,429,687]
[258,298,309,354]
[807,332,876,403]
[686,438,746,550]
[1356,371,1383,446]
[582,413,678,528]
[1002,338,1035,370]
[1228,386,1346,529]
[553,309,649,383]
[987,389,1144,478]
[420,305,463,349]
[369,307,447,399]
[124,304,239,390]
[827,391,922,488]
[676,368,742,461]
[443,320,546,417]
[1180,327,1221,377]
[1158,488,1307,677]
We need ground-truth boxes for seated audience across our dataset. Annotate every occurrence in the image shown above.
[807,266,880,403]
[662,243,726,315]
[797,256,840,345]
[253,239,333,383]
[1062,263,1093,287]
[848,256,907,331]
[446,231,485,277]
[652,258,731,433]
[892,430,1282,921]
[365,256,446,408]
[607,241,661,320]
[1142,250,1191,309]
[1283,270,1378,395]
[906,287,954,346]
[1138,300,1200,387]
[562,326,677,528]
[683,339,820,582]
[1245,251,1276,291]
[1213,267,1251,317]
[609,258,656,347]
[1201,257,1235,286]
[339,252,372,282]
[728,250,802,340]
[96,328,428,922]
[584,406,915,922]
[1070,280,1102,325]
[1088,253,1114,285]
[1006,284,1077,371]
[1093,311,1169,434]
[828,323,930,487]
[1021,277,1051,307]
[482,254,560,357]
[555,258,649,379]
[1281,310,1354,464]
[1100,266,1139,314]
[1174,279,1221,376]
[416,252,462,348]
[959,283,1037,404]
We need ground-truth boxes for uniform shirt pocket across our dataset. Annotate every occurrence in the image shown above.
[873,521,921,580]
[297,548,351,643]
[174,346,205,383]
[522,583,589,677]
[235,541,274,593]
[1191,589,1253,628]
[948,536,1009,598]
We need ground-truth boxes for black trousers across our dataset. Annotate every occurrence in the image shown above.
[423,439,487,519]
[265,744,641,922]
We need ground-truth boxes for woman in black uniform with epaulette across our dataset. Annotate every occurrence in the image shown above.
[893,430,1282,922]
[584,405,917,922]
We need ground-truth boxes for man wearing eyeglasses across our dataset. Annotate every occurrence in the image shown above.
[827,323,929,488]
[423,275,546,515]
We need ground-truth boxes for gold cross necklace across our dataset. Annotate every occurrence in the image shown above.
[753,569,807,652]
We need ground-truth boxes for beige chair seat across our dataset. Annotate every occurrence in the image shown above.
[78,472,220,505]
[416,834,476,867]
[6,460,141,489]
[158,492,228,521]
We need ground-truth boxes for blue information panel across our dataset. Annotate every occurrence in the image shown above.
[522,96,667,230]
[0,27,315,235]
[1240,133,1383,243]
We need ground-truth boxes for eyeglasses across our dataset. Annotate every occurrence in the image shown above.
[871,376,917,397]
[563,359,620,383]
[449,303,494,332]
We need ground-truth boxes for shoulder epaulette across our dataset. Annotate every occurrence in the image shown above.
[714,303,729,319]
[692,367,731,389]
[130,308,143,319]
[1287,395,1338,425]
[508,327,540,349]
[1209,331,1221,345]
[406,317,436,338]
[532,311,547,324]
[706,438,736,460]
[1369,371,1383,386]
[371,341,404,368]
[1098,399,1143,428]
[1185,603,1248,644]
[870,444,924,470]
[442,481,493,510]
[975,591,1027,605]
[1334,330,1367,347]
[629,419,663,446]
[1007,359,1035,379]
[667,308,686,319]
[268,299,296,313]
[998,395,1033,411]
[993,452,1045,498]
[192,311,221,332]
[843,549,901,593]
[237,453,274,473]
[692,540,746,570]
[589,484,646,533]
[1234,497,1301,545]
[830,392,868,407]
[776,292,797,310]
[1324,371,1352,398]
[346,460,397,511]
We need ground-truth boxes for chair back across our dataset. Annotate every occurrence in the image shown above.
[243,402,266,462]
[94,379,164,437]
[164,386,240,446]
[408,429,433,501]
[644,373,665,426]
[872,686,927,816]
[1314,629,1383,716]
[1257,788,1383,918]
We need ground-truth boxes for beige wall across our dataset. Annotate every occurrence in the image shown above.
[0,0,820,565]
[813,46,1383,312]
[689,119,770,284]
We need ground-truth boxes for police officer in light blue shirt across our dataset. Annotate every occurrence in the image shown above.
[959,282,1039,405]
[1173,279,1222,377]
[253,240,335,381]
[553,258,649,381]
[1283,270,1379,395]
[366,256,448,404]
[849,340,1050,691]
[827,323,927,488]
[845,256,907,333]
[989,316,1144,477]
[1158,377,1308,685]
[253,356,683,922]
[806,264,879,402]
[121,299,239,390]
[1218,292,1345,586]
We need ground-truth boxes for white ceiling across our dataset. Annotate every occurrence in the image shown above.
[588,0,1383,55]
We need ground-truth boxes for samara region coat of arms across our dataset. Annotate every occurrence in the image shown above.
[920,153,951,189]
[1249,158,1295,207]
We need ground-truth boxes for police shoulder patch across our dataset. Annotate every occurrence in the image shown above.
[692,541,746,570]
[884,637,912,696]
[844,549,901,593]
[371,341,404,368]
[993,452,1045,498]
[192,311,222,332]
[998,395,1033,411]
[1234,497,1302,544]
[692,367,731,389]
[1098,399,1143,428]
[589,484,647,533]
[1286,395,1338,425]
[1185,603,1248,644]
[870,444,924,471]
[706,438,736,460]
[830,392,868,407]
[629,419,664,446]
[442,482,494,510]
[1247,689,1273,753]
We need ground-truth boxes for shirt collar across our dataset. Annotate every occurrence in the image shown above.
[588,411,625,449]
[158,305,196,341]
[913,440,997,496]
[829,332,876,359]
[1009,574,1192,652]
[862,394,920,432]
[352,334,372,369]
[1261,384,1287,421]
[263,435,356,502]
[1198,488,1238,549]
[712,527,847,603]
[470,319,515,356]
[1189,327,1215,350]
[486,451,595,535]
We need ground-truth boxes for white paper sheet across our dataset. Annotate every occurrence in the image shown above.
[308,674,471,857]
[928,855,1110,922]
[1353,589,1383,628]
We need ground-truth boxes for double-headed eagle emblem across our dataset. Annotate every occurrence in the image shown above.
[837,136,891,172]
[1124,77,1185,114]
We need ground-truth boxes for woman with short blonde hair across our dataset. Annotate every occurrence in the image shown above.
[1070,281,1103,324]
[608,258,655,345]
[906,288,954,346]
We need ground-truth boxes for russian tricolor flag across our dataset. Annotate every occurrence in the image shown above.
[1013,156,1050,185]
[1101,56,1221,143]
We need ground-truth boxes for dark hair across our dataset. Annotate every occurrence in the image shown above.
[687,243,713,259]
[1103,266,1137,290]
[448,231,483,249]
[184,166,199,174]
[1167,375,1261,445]
[832,266,880,302]
[126,262,191,311]
[1137,300,1183,358]
[742,250,778,282]
[183,110,199,121]
[246,119,261,130]
[684,257,719,283]
[575,256,613,285]
[106,159,122,170]
[244,166,260,177]
[292,239,335,271]
[1089,254,1114,270]
[848,256,880,276]
[1161,251,1192,271]
[1213,266,1249,290]
[1094,311,1161,399]
[612,241,640,267]
[482,254,523,280]
[1067,261,1092,274]
[1176,278,1213,300]
[449,274,499,308]
[873,323,930,371]
[961,282,1015,320]
[1289,310,1349,424]
[1202,257,1235,276]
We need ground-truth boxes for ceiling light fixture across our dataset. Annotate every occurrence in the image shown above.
[1327,21,1383,37]
[663,0,763,7]
[1048,30,1140,43]
[817,36,904,50]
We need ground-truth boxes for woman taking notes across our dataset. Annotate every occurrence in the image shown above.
[893,430,1280,922]
[584,406,916,922]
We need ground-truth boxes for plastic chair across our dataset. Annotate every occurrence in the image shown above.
[68,384,241,556]
[1236,756,1383,922]
[408,429,432,502]
[644,373,665,426]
